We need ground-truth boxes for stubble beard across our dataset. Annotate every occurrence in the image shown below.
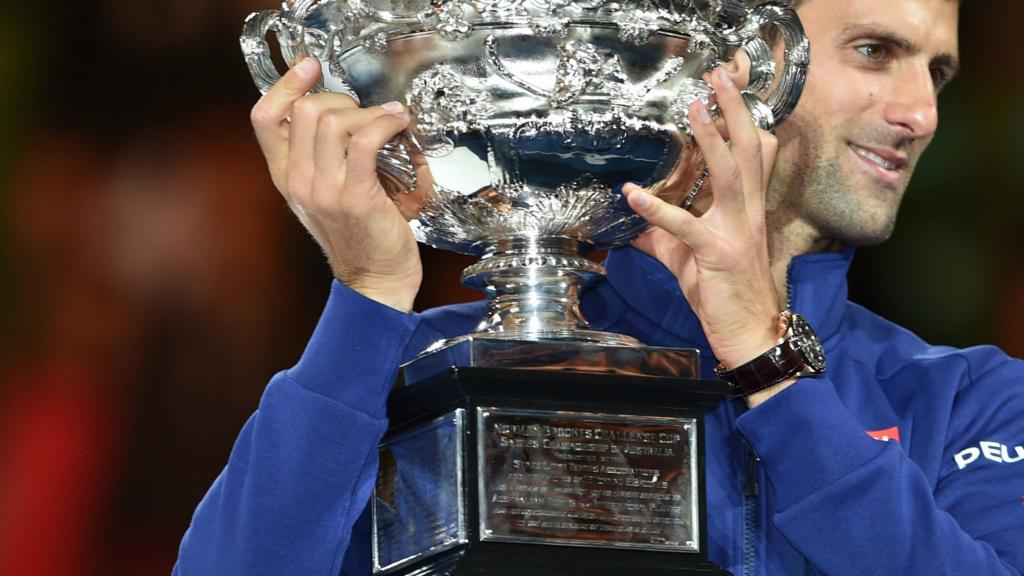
[768,114,907,249]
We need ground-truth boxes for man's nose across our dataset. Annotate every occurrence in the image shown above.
[884,63,939,139]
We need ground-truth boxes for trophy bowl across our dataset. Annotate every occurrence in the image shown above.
[241,0,808,345]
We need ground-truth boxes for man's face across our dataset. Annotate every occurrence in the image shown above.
[767,0,960,247]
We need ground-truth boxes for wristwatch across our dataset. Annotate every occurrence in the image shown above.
[714,310,827,398]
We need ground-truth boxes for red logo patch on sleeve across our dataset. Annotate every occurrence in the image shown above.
[866,426,901,443]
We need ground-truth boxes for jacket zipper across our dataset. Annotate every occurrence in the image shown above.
[785,262,795,310]
[740,261,798,575]
[742,262,792,576]
[742,446,760,576]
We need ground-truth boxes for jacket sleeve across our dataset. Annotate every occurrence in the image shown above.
[736,355,1024,576]
[174,280,421,576]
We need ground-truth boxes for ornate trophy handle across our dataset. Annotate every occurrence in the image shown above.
[241,11,416,193]
[740,2,809,130]
[240,11,324,95]
[678,1,808,208]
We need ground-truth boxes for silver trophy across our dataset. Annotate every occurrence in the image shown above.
[241,0,808,352]
[241,2,807,574]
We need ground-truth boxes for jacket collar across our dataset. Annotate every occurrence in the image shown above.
[599,246,854,350]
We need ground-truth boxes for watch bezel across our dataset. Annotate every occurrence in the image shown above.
[789,312,827,374]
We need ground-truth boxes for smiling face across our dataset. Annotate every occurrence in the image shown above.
[767,0,960,247]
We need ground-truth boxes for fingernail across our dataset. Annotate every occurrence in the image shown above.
[716,67,733,88]
[294,57,319,79]
[695,102,712,124]
[380,101,404,114]
[632,191,650,209]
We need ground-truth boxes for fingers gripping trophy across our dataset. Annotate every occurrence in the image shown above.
[241,0,808,574]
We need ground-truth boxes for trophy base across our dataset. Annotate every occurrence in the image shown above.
[404,337,701,385]
[402,548,732,576]
[374,364,732,576]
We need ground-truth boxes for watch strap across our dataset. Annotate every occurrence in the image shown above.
[714,310,824,398]
[717,338,806,398]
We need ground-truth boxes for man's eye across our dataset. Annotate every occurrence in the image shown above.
[856,44,889,62]
[931,68,951,92]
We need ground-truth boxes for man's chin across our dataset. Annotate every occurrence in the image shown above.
[819,211,899,247]
[803,181,902,248]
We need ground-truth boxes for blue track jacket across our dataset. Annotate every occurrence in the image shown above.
[175,248,1024,575]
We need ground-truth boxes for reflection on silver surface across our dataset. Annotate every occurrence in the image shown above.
[477,407,700,552]
[403,336,699,384]
[241,0,809,345]
[372,410,467,574]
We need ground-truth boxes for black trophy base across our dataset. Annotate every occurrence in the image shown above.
[400,543,733,576]
[375,364,732,576]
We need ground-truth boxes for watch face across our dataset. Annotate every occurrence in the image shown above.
[790,313,827,374]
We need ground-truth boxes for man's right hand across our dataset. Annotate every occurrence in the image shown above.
[250,57,422,313]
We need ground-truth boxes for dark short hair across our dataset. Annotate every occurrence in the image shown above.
[781,0,960,9]
[759,0,960,44]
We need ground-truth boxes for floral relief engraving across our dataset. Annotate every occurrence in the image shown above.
[407,65,497,154]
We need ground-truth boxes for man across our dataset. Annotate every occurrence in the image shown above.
[176,0,1024,573]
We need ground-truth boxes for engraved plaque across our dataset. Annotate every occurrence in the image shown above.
[477,407,698,552]
[372,409,467,574]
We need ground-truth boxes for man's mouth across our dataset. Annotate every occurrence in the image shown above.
[849,143,907,183]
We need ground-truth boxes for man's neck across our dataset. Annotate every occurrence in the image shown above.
[766,210,845,310]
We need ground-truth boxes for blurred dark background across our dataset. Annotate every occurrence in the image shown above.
[0,1,1020,574]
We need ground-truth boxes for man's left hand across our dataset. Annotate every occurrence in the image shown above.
[624,67,788,405]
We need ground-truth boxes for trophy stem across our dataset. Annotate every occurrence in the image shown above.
[460,237,639,345]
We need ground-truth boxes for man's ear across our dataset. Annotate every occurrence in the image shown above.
[721,49,752,90]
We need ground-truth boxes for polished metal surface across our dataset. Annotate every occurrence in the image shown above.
[402,336,699,384]
[372,409,468,575]
[241,0,809,344]
[476,407,700,552]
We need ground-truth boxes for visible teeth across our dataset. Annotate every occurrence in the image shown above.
[853,146,898,171]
